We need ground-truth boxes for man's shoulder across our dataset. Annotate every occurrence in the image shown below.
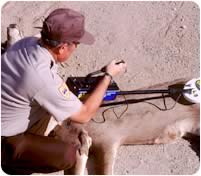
[8,37,55,93]
[10,36,38,49]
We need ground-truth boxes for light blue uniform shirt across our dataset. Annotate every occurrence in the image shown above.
[1,37,82,136]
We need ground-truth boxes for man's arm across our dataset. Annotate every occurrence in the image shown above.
[69,60,127,123]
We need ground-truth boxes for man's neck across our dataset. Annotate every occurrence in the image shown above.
[38,39,58,62]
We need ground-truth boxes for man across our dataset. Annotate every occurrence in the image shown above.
[1,8,126,174]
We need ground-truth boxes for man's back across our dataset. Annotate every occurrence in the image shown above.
[1,37,56,136]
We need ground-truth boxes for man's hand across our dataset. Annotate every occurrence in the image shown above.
[105,60,127,77]
[70,59,127,123]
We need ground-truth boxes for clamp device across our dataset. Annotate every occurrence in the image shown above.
[183,78,200,103]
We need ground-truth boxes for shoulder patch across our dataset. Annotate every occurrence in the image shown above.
[59,83,70,99]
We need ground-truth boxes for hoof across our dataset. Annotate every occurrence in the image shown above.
[7,24,23,47]
[79,130,92,156]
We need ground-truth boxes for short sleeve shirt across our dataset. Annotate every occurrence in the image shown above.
[1,37,82,136]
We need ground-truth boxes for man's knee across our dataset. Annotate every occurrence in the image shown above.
[2,135,26,161]
[55,143,77,170]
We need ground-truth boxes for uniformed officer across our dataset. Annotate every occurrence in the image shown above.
[1,8,127,174]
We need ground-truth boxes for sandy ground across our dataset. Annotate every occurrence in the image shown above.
[1,1,200,175]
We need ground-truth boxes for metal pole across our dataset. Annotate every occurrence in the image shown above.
[117,88,192,95]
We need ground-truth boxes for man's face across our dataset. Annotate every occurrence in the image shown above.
[56,43,78,62]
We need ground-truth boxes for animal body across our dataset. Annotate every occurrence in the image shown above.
[3,24,199,175]
[60,78,199,174]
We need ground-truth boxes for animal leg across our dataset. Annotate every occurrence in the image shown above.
[154,116,199,144]
[70,130,92,175]
[7,24,23,47]
[102,145,119,175]
[88,143,118,175]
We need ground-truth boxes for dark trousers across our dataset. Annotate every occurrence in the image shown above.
[1,116,77,175]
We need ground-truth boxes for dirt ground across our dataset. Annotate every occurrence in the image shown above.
[1,1,200,175]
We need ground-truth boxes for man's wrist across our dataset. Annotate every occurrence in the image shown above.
[104,72,113,81]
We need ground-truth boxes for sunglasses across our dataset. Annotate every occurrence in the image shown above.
[73,41,80,47]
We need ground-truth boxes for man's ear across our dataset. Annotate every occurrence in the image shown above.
[59,44,65,54]
[56,43,68,55]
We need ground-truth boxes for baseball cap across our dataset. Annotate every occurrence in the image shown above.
[41,8,95,45]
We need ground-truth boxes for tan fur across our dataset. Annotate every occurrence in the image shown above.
[44,80,199,175]
[5,26,199,175]
[74,78,199,174]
